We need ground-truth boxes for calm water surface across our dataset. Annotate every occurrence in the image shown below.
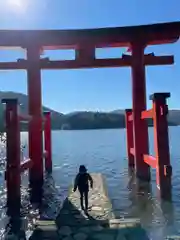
[1,127,180,239]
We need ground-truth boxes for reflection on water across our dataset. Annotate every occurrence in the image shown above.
[0,128,180,239]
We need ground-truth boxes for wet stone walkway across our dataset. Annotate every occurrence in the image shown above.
[30,173,149,240]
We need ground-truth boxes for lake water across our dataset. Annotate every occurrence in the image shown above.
[1,127,180,239]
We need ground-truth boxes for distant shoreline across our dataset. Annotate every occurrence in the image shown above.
[0,91,179,132]
[17,124,178,132]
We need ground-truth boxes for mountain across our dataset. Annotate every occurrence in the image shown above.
[111,110,125,115]
[61,111,125,130]
[0,91,179,131]
[61,110,178,129]
[167,110,180,125]
[112,109,180,127]
[0,91,64,131]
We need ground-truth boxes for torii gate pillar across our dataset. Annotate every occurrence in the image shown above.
[27,46,43,204]
[131,42,150,181]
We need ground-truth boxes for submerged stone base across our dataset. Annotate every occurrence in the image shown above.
[30,173,149,240]
[32,218,148,240]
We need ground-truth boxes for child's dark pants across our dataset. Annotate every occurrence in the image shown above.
[79,190,88,210]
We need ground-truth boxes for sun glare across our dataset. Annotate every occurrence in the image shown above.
[7,0,27,12]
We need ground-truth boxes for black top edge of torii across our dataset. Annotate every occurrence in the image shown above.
[0,21,179,47]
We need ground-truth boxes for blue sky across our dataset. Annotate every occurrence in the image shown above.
[0,0,179,113]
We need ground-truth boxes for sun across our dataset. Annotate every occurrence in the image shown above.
[8,0,22,7]
[7,0,26,11]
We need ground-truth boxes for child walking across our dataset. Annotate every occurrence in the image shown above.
[73,165,93,211]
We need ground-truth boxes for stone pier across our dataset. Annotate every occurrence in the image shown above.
[30,173,149,240]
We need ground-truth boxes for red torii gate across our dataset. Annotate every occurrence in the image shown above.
[0,21,179,202]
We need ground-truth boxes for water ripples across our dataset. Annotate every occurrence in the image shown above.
[0,128,180,239]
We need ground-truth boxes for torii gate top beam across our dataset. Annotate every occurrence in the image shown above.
[0,21,179,49]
